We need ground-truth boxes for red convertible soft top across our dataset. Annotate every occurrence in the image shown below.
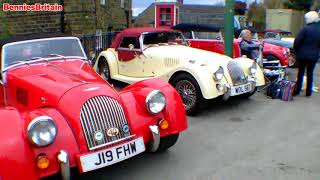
[110,27,179,48]
[0,33,72,48]
[172,23,222,32]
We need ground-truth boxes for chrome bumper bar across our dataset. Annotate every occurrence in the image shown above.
[148,125,160,152]
[56,125,161,179]
[57,150,71,180]
[222,80,256,101]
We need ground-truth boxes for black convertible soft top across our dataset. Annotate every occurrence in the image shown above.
[0,33,73,48]
[172,23,222,32]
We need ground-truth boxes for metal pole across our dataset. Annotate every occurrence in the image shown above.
[224,0,235,57]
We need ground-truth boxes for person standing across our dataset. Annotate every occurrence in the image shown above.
[318,10,320,28]
[294,11,320,97]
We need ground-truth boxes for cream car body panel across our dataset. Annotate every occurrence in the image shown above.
[94,28,265,100]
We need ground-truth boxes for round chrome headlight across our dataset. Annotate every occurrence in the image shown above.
[146,90,166,114]
[249,63,257,75]
[214,66,224,81]
[27,116,57,147]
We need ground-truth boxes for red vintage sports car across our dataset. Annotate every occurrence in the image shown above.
[0,34,187,180]
[172,23,291,66]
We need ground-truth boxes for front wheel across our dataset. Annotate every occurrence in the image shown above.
[98,58,110,81]
[155,134,179,152]
[171,73,205,116]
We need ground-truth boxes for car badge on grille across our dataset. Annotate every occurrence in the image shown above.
[94,131,104,142]
[122,124,130,133]
[106,127,119,137]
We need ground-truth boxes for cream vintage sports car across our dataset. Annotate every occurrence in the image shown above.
[93,28,265,115]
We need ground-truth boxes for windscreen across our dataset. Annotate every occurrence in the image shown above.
[143,32,187,46]
[2,38,86,69]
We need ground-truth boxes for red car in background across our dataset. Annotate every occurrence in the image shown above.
[172,23,291,66]
[0,34,187,179]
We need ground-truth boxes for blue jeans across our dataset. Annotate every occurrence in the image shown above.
[295,61,317,96]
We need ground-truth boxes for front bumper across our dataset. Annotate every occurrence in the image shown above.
[56,125,161,180]
[221,77,257,101]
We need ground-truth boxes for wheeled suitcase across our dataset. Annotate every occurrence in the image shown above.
[279,80,296,101]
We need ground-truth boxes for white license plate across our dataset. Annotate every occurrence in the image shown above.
[80,137,145,172]
[230,83,251,96]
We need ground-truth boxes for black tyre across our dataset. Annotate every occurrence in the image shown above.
[98,58,110,81]
[170,73,205,116]
[156,134,179,152]
[264,54,278,61]
[239,87,257,99]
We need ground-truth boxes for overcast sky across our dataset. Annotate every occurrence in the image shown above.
[133,0,254,16]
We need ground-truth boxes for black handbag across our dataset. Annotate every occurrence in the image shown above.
[267,81,281,99]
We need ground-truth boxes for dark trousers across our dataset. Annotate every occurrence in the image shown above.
[295,60,317,96]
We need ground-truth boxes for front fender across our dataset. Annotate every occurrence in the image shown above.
[0,107,37,180]
[94,49,119,77]
[119,79,187,142]
[234,57,265,86]
[165,65,226,99]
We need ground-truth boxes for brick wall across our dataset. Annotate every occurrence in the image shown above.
[0,0,132,38]
[0,0,61,37]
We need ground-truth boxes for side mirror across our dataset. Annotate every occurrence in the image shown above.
[128,44,134,50]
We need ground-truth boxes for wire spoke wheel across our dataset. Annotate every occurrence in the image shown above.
[176,80,197,111]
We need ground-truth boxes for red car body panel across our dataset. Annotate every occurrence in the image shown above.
[118,49,143,61]
[261,42,289,65]
[186,39,241,59]
[186,38,289,66]
[0,41,187,179]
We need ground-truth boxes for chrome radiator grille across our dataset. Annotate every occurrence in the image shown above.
[227,61,247,86]
[80,96,131,150]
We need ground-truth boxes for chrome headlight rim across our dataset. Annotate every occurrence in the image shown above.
[27,116,57,147]
[214,66,224,81]
[249,63,257,75]
[145,90,166,114]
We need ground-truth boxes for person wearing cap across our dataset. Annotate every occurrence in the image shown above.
[294,11,320,97]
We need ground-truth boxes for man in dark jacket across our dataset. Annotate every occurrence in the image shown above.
[294,11,320,96]
[239,29,262,60]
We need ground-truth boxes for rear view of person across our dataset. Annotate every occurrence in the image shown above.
[294,11,320,97]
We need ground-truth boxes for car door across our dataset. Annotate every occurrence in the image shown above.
[117,36,146,77]
[181,31,200,49]
[189,31,225,54]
